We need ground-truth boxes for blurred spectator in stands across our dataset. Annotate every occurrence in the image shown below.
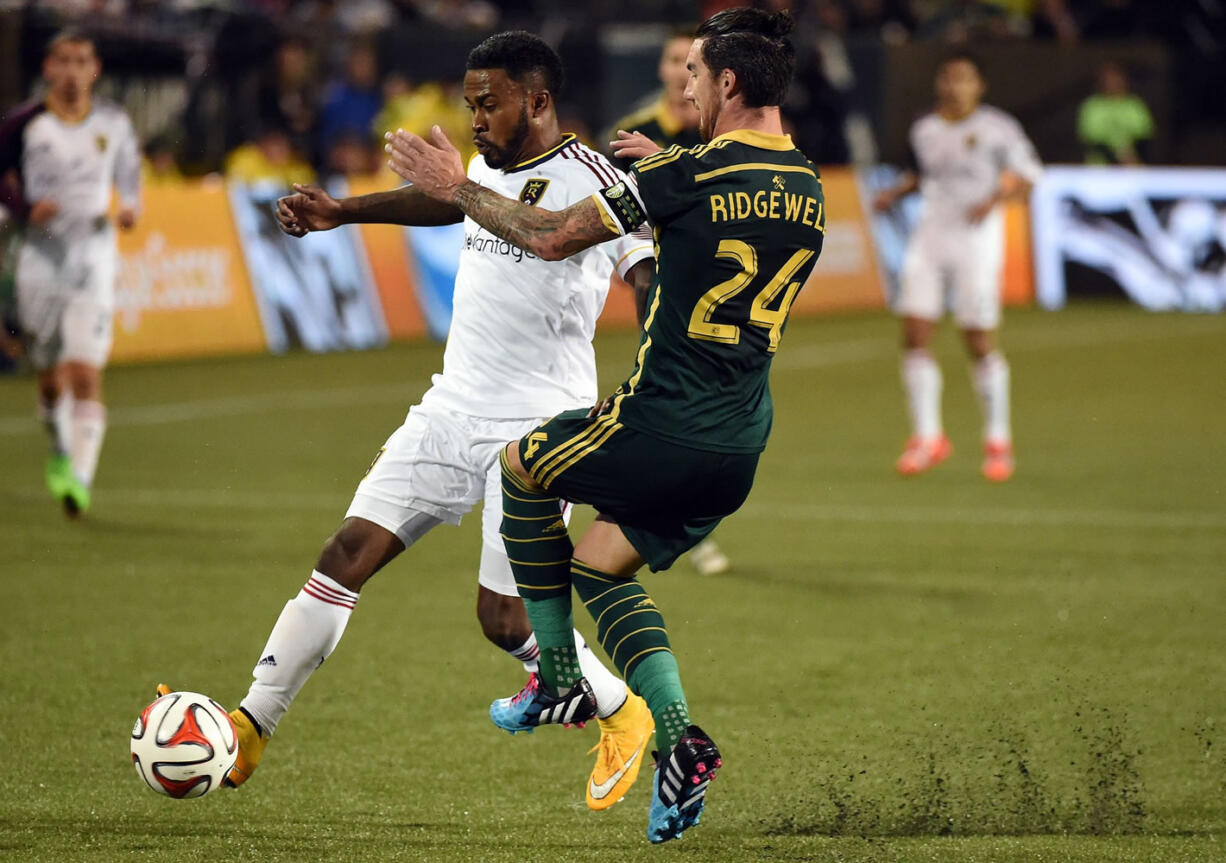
[1078,60,1153,165]
[844,0,915,41]
[1030,0,1079,41]
[323,132,380,181]
[602,29,702,173]
[1081,0,1143,39]
[914,0,1015,41]
[317,41,383,164]
[241,34,319,164]
[374,74,474,165]
[788,0,853,163]
[142,133,184,185]
[226,126,315,188]
[415,0,499,30]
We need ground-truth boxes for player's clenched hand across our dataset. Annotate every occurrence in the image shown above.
[276,184,342,236]
[385,126,466,202]
[587,396,615,418]
[28,199,59,226]
[610,130,662,163]
[116,207,138,230]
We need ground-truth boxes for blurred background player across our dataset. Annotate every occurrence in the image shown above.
[873,52,1041,482]
[185,31,657,812]
[0,29,140,516]
[603,28,702,174]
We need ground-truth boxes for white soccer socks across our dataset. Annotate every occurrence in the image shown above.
[973,351,1012,444]
[39,393,72,455]
[68,399,106,486]
[508,628,627,719]
[239,571,358,736]
[902,349,943,441]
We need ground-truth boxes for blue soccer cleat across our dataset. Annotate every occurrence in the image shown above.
[647,725,722,844]
[489,673,597,734]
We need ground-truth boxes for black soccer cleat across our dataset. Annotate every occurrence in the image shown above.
[647,725,722,843]
[490,675,597,733]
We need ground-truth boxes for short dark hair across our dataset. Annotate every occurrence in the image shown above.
[46,27,96,57]
[937,50,984,77]
[466,31,565,97]
[694,8,794,108]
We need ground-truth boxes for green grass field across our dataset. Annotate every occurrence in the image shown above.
[2,303,1224,862]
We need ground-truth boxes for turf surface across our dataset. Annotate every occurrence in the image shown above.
[2,303,1224,861]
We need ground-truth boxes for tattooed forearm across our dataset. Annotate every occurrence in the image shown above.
[452,180,617,261]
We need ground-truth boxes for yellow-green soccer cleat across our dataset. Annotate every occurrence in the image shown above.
[586,689,654,811]
[45,453,72,499]
[155,684,269,788]
[60,475,91,519]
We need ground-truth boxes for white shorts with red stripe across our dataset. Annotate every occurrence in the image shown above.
[345,400,569,598]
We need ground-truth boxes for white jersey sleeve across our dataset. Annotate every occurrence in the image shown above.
[421,134,654,419]
[112,109,141,211]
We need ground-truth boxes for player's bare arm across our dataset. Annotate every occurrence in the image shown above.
[967,170,1033,224]
[873,172,919,211]
[386,126,619,261]
[625,258,654,329]
[275,183,463,238]
[610,130,663,163]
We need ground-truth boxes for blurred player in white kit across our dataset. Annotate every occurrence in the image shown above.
[0,29,140,515]
[874,52,1041,482]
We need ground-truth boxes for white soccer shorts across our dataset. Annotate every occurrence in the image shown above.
[897,216,1005,330]
[15,234,116,370]
[345,401,563,597]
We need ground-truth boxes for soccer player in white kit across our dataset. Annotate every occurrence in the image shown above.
[874,52,1041,482]
[0,29,140,515]
[161,32,657,811]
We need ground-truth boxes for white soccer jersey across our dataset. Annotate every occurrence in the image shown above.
[421,133,653,418]
[909,105,1042,230]
[18,98,140,245]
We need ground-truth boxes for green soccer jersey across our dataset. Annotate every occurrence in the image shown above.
[594,129,825,453]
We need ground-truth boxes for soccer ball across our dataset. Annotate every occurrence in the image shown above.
[130,691,237,798]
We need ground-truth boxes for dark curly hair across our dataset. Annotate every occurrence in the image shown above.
[466,31,565,97]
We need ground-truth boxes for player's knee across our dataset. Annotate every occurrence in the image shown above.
[64,363,102,401]
[476,589,530,650]
[316,520,394,592]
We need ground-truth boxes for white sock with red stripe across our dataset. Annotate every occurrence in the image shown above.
[509,629,626,718]
[508,632,541,672]
[239,571,359,736]
[68,400,106,486]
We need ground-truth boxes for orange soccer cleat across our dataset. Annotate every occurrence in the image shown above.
[981,440,1015,482]
[895,434,953,476]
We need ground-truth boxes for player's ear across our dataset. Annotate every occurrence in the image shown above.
[720,68,738,99]
[530,89,551,120]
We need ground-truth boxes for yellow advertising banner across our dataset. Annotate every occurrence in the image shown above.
[111,182,267,363]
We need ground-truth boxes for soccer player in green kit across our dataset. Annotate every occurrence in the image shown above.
[386,7,822,843]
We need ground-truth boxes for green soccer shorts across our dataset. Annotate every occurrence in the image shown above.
[516,408,759,571]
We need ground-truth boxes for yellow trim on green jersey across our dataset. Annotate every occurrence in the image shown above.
[609,284,663,420]
[709,129,795,151]
[693,161,819,183]
[529,414,618,485]
[538,419,623,488]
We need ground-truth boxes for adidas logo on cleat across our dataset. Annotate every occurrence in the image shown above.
[256,655,277,668]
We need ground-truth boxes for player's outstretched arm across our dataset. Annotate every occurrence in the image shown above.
[275,183,463,237]
[386,126,619,261]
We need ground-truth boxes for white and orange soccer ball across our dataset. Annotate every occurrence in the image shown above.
[130,691,237,798]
